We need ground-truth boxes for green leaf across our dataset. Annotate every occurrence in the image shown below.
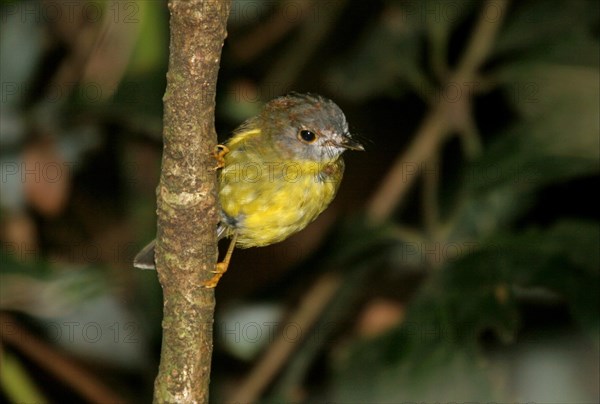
[328,3,430,100]
[448,220,599,337]
[0,1,44,108]
[333,221,599,401]
[494,0,597,59]
[0,351,47,404]
[126,1,168,75]
[499,64,599,124]
[501,29,600,68]
[468,63,599,194]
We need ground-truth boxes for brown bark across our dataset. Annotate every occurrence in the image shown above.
[153,1,230,403]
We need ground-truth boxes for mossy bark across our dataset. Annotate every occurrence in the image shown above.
[153,1,230,403]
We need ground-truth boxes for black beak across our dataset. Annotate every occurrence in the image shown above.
[338,134,364,151]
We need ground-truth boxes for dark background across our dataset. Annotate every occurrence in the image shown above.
[1,0,598,402]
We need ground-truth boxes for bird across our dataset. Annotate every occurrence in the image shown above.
[134,92,363,287]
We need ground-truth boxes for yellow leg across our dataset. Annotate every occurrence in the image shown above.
[203,231,238,288]
[212,144,229,170]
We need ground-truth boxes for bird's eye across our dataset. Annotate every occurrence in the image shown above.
[298,129,317,143]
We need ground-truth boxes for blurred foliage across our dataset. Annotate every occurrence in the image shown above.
[320,0,599,402]
[332,221,598,402]
[1,350,46,404]
[0,0,598,402]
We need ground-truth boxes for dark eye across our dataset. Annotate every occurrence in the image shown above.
[298,129,317,143]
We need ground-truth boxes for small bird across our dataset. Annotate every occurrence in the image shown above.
[134,93,363,287]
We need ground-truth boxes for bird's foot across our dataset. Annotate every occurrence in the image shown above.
[212,144,229,171]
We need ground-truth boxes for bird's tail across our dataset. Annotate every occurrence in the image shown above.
[133,239,156,270]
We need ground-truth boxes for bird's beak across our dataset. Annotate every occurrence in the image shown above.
[338,134,364,151]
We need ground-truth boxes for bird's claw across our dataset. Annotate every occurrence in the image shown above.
[212,144,229,171]
[202,262,228,288]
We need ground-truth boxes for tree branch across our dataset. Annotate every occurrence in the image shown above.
[153,1,230,403]
[0,313,124,403]
[366,0,509,222]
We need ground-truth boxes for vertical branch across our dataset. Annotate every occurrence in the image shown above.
[153,1,230,403]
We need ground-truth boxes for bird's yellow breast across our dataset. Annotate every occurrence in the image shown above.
[218,131,344,248]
